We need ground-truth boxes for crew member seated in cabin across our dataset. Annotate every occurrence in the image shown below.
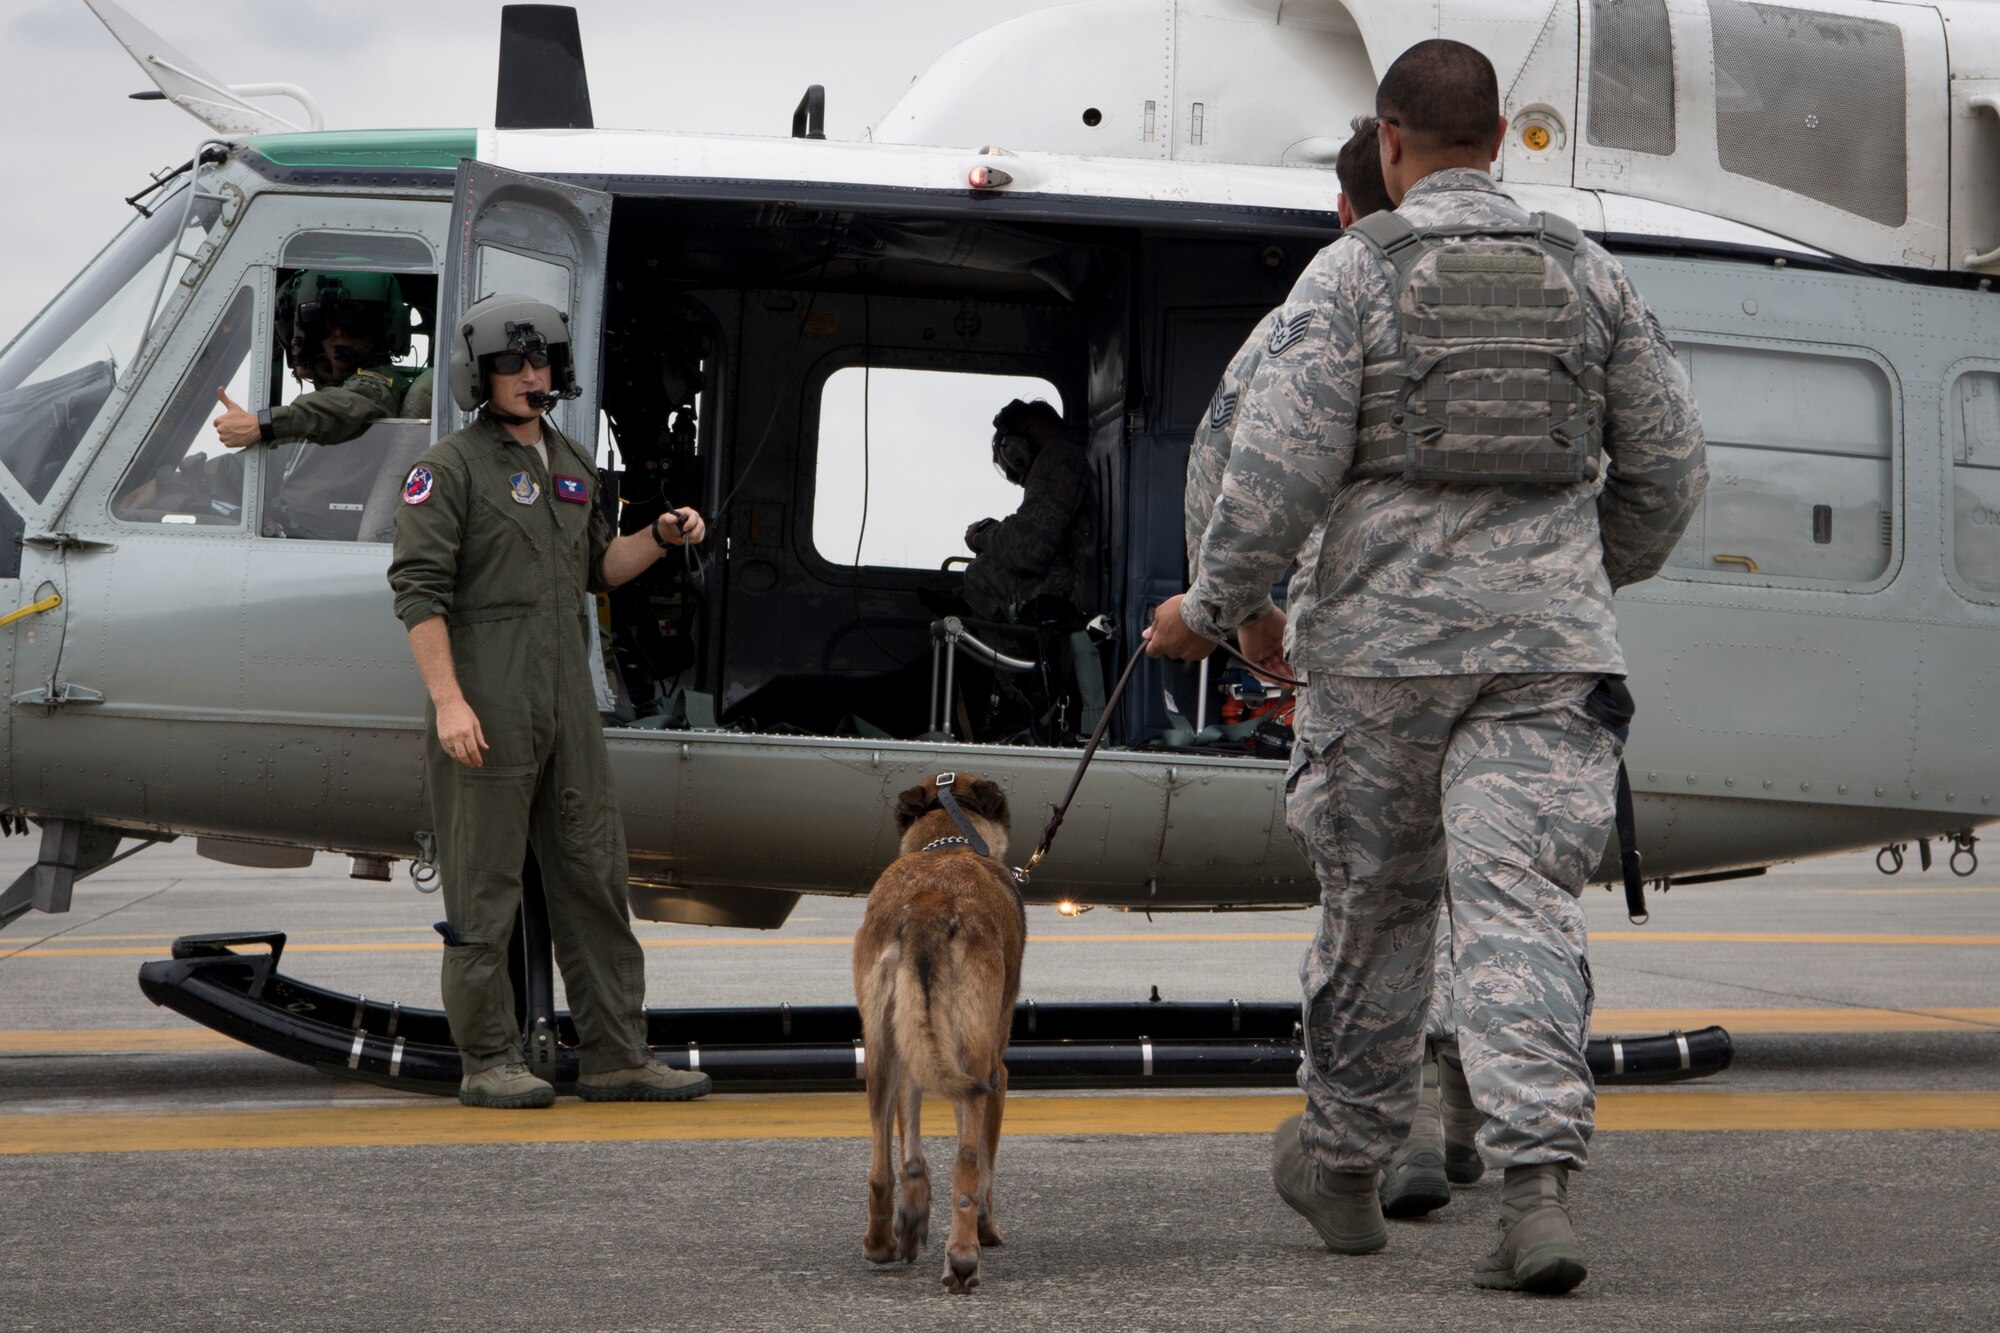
[211,268,434,450]
[960,398,1090,624]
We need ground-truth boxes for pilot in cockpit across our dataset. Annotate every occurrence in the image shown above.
[959,397,1090,624]
[211,268,434,451]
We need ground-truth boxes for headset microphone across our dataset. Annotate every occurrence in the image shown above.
[524,387,576,411]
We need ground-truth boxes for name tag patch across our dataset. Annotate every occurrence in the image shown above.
[509,471,541,505]
[554,475,589,504]
[403,466,434,505]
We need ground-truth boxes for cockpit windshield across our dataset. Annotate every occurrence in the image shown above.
[0,188,223,503]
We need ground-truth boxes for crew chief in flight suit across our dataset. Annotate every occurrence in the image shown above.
[388,292,709,1109]
[1150,40,1705,1292]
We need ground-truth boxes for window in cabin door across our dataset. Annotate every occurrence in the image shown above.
[109,284,257,528]
[1949,370,2000,596]
[812,366,1063,572]
[1663,342,1895,585]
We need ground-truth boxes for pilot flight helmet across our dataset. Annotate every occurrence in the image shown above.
[449,292,577,411]
[991,398,1063,484]
[275,269,411,382]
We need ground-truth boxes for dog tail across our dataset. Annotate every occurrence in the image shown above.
[891,910,989,1100]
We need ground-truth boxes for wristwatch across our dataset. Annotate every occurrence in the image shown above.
[256,408,274,443]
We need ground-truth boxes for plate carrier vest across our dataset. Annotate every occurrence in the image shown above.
[1347,210,1603,485]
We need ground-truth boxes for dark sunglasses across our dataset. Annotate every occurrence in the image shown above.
[489,349,551,374]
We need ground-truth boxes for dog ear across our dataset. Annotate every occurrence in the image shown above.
[894,781,934,832]
[961,777,1011,828]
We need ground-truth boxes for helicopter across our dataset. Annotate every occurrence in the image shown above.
[0,0,1991,1089]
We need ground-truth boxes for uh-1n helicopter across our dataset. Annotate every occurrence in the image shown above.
[0,0,1994,1091]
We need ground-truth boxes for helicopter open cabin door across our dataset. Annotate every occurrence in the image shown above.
[438,161,611,444]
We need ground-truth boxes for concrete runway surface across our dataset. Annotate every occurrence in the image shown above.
[1,838,1996,1331]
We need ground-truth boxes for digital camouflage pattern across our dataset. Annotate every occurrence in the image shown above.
[1185,314,1280,621]
[1287,671,1615,1171]
[963,434,1091,621]
[1181,168,1707,674]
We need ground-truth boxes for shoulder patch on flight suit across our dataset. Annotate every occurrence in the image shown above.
[403,465,434,505]
[553,475,588,503]
[509,471,541,505]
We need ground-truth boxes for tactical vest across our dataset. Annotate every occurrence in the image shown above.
[1348,211,1602,485]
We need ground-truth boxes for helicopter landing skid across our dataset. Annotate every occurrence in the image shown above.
[137,918,1733,1096]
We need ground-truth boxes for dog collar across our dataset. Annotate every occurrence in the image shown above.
[920,836,974,854]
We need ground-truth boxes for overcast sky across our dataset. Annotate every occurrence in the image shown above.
[0,0,1054,344]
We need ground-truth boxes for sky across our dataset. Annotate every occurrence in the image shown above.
[0,0,1055,346]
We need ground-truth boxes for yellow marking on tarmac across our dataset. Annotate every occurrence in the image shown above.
[0,1028,241,1054]
[14,930,2000,960]
[3,1007,1996,1059]
[3,1091,1998,1156]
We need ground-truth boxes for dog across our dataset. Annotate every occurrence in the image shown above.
[852,771,1026,1294]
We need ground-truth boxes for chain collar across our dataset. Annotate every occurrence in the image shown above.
[920,835,974,854]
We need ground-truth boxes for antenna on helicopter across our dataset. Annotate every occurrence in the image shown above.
[495,5,594,131]
[83,0,324,136]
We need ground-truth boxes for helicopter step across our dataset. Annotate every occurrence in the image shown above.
[136,885,1734,1096]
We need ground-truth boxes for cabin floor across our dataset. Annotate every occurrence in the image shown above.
[2,841,1995,1328]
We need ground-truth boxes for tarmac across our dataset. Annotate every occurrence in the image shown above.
[2,838,1997,1331]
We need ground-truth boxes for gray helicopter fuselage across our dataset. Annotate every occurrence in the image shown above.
[0,132,1992,928]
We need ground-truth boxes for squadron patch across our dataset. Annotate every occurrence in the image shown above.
[1207,388,1240,432]
[402,465,434,506]
[1266,309,1315,358]
[509,471,541,505]
[553,475,588,504]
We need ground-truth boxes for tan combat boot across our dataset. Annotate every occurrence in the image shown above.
[459,1062,556,1109]
[1271,1114,1388,1254]
[1439,1045,1485,1185]
[576,1059,712,1102]
[1472,1163,1587,1294]
[1379,1050,1452,1217]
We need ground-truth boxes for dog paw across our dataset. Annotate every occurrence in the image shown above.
[941,1251,982,1295]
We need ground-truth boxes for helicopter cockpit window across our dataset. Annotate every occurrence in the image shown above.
[812,367,1062,570]
[0,190,223,504]
[110,284,255,527]
[1664,342,1894,584]
[258,232,439,542]
[1949,370,2000,595]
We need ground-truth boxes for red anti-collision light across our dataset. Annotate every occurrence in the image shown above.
[968,165,1014,189]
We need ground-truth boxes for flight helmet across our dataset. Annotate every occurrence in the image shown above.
[275,270,410,384]
[449,292,577,412]
[991,398,1063,484]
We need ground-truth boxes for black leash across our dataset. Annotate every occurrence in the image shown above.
[1019,644,1148,881]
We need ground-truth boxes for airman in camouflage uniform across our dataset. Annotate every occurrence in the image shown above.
[1150,39,1705,1292]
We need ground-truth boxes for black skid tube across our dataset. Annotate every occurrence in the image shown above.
[138,931,1732,1094]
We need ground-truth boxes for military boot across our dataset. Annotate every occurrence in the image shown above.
[1271,1114,1388,1254]
[459,1062,555,1109]
[1472,1163,1587,1294]
[1379,1051,1452,1217]
[1439,1045,1486,1185]
[576,1059,712,1102]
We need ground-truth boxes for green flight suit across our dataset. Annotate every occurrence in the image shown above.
[264,366,434,540]
[386,413,649,1076]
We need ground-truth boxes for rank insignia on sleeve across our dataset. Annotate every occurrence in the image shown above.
[402,466,434,505]
[1208,388,1240,431]
[1266,309,1314,357]
[553,475,588,503]
[509,471,541,505]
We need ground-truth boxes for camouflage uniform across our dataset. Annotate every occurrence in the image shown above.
[963,435,1090,621]
[1184,168,1705,1172]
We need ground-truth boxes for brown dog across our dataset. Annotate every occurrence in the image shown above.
[853,772,1025,1294]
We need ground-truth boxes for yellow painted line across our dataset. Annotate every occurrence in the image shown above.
[3,1091,1997,1156]
[15,929,2000,960]
[1590,1007,2000,1034]
[0,1028,242,1054]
